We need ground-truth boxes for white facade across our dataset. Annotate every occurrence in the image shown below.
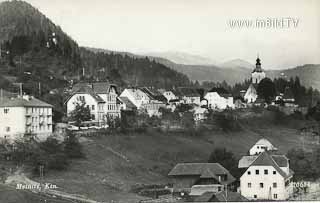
[252,71,266,84]
[0,97,53,141]
[162,91,177,102]
[249,139,277,155]
[193,107,208,121]
[240,165,292,200]
[244,84,258,103]
[66,94,104,122]
[97,86,120,118]
[204,92,234,110]
[120,88,166,117]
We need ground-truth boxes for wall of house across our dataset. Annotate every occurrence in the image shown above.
[249,144,274,155]
[240,165,288,200]
[244,90,258,103]
[98,87,121,119]
[0,107,26,139]
[67,94,102,122]
[183,96,200,106]
[163,91,176,102]
[204,92,234,110]
[120,89,150,109]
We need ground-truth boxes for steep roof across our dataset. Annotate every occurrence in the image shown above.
[168,163,235,185]
[239,154,288,168]
[66,85,105,103]
[0,97,53,108]
[250,152,291,179]
[254,138,277,150]
[118,96,137,110]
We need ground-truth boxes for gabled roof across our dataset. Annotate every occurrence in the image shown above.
[66,85,105,103]
[0,97,53,108]
[168,163,235,185]
[253,138,277,150]
[207,87,232,98]
[213,191,248,202]
[139,87,167,103]
[250,152,291,179]
[118,96,137,110]
[92,82,118,94]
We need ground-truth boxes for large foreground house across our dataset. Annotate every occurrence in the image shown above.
[120,87,166,116]
[168,163,235,196]
[0,94,53,141]
[66,82,121,125]
[204,87,234,110]
[238,139,294,200]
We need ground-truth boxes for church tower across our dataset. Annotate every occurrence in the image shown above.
[251,56,266,84]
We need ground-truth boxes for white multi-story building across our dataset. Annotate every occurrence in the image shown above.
[204,87,234,110]
[66,82,121,124]
[0,95,53,141]
[239,151,294,200]
[249,138,278,155]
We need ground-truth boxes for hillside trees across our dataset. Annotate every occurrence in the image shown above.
[257,78,276,103]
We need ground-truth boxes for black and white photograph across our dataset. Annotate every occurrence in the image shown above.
[0,0,320,202]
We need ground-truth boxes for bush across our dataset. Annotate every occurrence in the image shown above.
[64,132,85,159]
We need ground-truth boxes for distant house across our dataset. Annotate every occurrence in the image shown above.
[248,138,278,155]
[204,87,234,110]
[0,94,53,141]
[193,107,208,121]
[234,96,247,109]
[239,151,294,200]
[168,163,236,195]
[158,89,178,103]
[174,87,201,106]
[66,82,121,125]
[120,87,166,116]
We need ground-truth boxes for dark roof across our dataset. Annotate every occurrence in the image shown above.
[119,96,137,110]
[250,152,291,179]
[272,155,288,167]
[0,97,53,108]
[174,87,200,97]
[213,191,248,202]
[66,85,105,103]
[140,87,167,102]
[192,192,215,202]
[92,82,118,94]
[168,163,235,185]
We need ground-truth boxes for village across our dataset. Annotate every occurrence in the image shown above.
[1,55,320,202]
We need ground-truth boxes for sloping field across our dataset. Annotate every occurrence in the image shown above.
[34,115,316,203]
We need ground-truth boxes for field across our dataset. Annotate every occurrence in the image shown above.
[28,111,318,203]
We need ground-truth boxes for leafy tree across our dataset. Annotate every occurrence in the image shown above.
[257,78,276,103]
[208,148,240,179]
[69,100,91,128]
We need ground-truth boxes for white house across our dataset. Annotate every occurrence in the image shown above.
[174,87,201,106]
[251,57,266,84]
[249,138,278,155]
[244,84,258,103]
[204,87,234,110]
[239,151,294,200]
[66,82,121,125]
[0,95,53,141]
[160,90,177,102]
[120,87,166,116]
[193,107,208,122]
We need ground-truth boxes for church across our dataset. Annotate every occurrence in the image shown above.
[244,57,266,103]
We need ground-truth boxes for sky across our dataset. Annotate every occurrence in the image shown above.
[2,0,320,69]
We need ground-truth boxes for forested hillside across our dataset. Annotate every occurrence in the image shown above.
[0,0,190,95]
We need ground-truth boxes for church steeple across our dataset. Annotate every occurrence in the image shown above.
[251,55,266,84]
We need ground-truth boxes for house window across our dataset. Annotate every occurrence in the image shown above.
[260,183,264,188]
[218,186,222,191]
[91,114,95,120]
[274,194,278,199]
[4,108,9,114]
[248,183,252,188]
[92,105,95,110]
[256,170,259,175]
[273,171,276,175]
[247,171,251,175]
[5,127,10,132]
[273,183,277,188]
[254,195,257,199]
[264,169,268,175]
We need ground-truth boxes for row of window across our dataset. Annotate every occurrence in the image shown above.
[247,182,277,188]
[27,107,51,115]
[247,169,277,175]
